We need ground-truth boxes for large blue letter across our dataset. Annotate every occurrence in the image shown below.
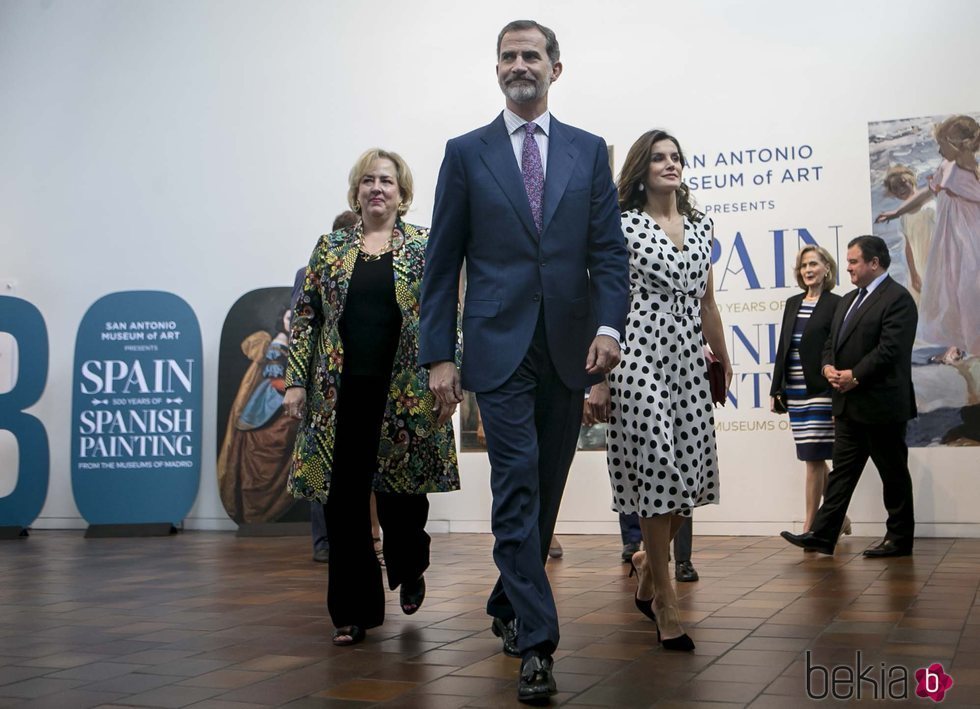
[0,297,50,528]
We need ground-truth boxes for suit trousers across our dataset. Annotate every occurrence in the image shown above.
[325,374,430,630]
[811,416,914,549]
[476,312,582,656]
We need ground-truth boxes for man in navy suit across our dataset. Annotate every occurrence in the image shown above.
[420,19,628,703]
[781,235,917,558]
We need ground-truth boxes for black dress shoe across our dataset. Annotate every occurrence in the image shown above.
[621,541,641,562]
[675,561,699,582]
[863,539,912,558]
[491,616,520,657]
[780,531,835,555]
[517,654,557,704]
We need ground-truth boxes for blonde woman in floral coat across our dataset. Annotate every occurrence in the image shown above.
[283,149,459,646]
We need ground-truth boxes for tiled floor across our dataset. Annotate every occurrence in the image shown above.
[1,532,978,708]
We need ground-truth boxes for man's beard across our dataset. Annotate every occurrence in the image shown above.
[502,78,542,103]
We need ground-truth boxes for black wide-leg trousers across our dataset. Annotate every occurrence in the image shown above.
[324,374,430,630]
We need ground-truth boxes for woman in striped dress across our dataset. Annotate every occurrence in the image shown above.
[771,246,849,534]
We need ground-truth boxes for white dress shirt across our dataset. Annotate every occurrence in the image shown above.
[843,271,890,323]
[503,108,550,178]
[501,108,621,346]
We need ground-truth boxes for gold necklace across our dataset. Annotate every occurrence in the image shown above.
[356,221,405,262]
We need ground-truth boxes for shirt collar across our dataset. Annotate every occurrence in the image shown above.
[863,271,889,295]
[503,108,551,137]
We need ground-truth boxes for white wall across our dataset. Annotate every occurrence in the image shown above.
[1,0,978,533]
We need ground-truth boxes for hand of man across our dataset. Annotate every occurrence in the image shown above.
[282,387,307,419]
[429,361,463,406]
[823,364,840,385]
[836,369,858,392]
[585,335,621,375]
[583,380,611,425]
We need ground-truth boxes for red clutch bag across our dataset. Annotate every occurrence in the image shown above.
[705,346,726,406]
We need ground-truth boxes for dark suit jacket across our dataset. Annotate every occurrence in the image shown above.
[419,113,629,392]
[771,290,841,397]
[821,275,917,424]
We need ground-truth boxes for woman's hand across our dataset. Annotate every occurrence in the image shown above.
[875,210,896,223]
[282,387,307,419]
[723,361,734,391]
[769,396,776,413]
[583,381,611,425]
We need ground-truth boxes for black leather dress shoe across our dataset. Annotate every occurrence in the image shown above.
[780,531,835,555]
[517,654,557,704]
[491,616,520,657]
[675,561,699,582]
[863,539,912,558]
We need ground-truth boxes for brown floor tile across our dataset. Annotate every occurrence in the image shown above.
[668,679,765,703]
[179,669,277,689]
[182,701,273,709]
[119,684,226,707]
[410,674,509,697]
[0,676,85,699]
[315,678,417,701]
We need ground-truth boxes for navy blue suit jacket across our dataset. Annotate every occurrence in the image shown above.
[419,113,629,393]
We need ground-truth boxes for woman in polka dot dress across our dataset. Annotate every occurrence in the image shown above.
[603,130,732,650]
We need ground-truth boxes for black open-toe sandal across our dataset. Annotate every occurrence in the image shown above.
[332,625,365,646]
[400,576,425,615]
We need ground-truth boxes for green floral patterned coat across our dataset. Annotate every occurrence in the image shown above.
[284,221,460,502]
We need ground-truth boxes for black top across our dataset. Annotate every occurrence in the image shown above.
[771,290,841,397]
[339,252,402,376]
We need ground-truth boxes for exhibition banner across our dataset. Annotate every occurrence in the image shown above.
[70,291,202,525]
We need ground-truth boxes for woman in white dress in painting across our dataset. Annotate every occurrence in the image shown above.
[602,129,732,650]
[877,114,980,360]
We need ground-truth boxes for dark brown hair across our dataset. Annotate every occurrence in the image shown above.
[617,129,702,220]
[496,20,560,64]
[849,235,891,269]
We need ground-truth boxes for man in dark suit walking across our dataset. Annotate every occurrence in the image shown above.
[781,235,917,558]
[419,19,628,703]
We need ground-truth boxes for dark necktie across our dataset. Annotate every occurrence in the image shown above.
[521,122,544,233]
[839,287,868,336]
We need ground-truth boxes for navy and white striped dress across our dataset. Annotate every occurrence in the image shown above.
[785,301,834,461]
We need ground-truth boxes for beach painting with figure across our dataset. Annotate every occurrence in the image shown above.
[869,111,980,447]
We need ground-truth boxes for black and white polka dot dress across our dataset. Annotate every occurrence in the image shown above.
[606,209,719,517]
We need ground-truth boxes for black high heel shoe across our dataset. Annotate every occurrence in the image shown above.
[628,558,657,624]
[655,604,695,651]
[661,633,696,651]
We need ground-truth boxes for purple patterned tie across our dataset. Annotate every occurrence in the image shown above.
[521,122,544,233]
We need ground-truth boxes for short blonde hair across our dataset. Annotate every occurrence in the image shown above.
[347,148,414,216]
[794,245,837,292]
[882,165,916,198]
